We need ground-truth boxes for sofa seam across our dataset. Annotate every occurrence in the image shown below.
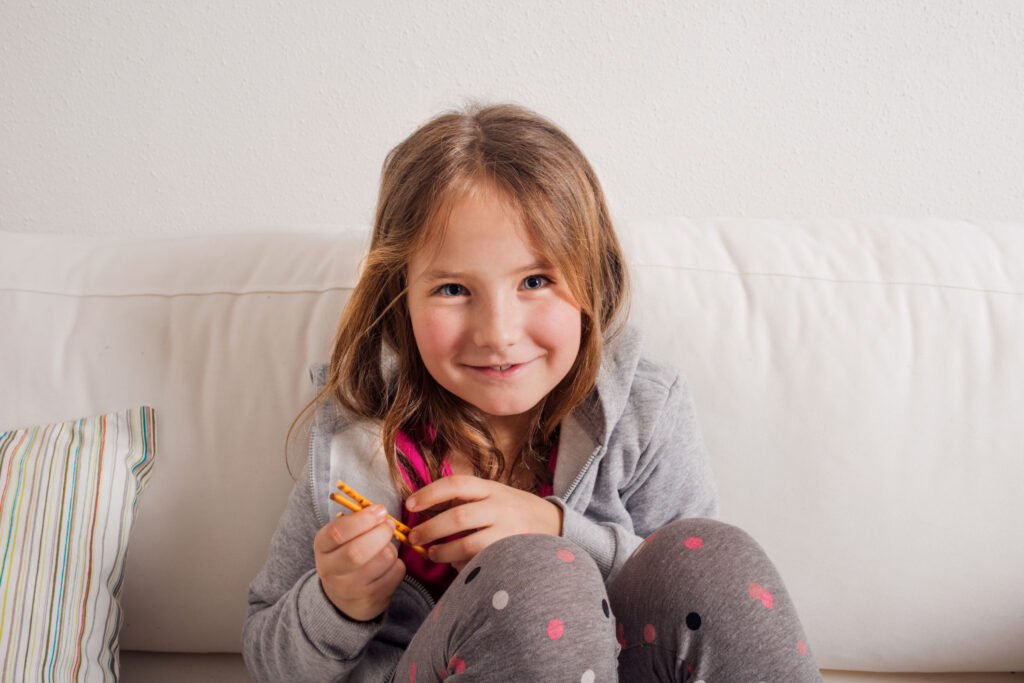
[0,285,355,299]
[635,263,1024,297]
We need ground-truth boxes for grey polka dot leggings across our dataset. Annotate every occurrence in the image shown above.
[394,518,822,682]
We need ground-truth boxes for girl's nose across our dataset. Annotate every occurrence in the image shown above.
[472,295,521,349]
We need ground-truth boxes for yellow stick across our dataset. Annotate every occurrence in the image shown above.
[329,490,428,558]
[336,480,413,535]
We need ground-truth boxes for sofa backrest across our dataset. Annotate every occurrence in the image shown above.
[2,219,1022,671]
[1,230,365,653]
[621,218,1024,672]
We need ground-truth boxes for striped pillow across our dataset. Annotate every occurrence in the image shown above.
[0,407,156,681]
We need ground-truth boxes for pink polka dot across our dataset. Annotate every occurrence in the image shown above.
[547,618,565,640]
[748,582,774,609]
[616,621,626,649]
[642,532,657,548]
[432,599,443,621]
[798,639,807,656]
[557,549,575,562]
[684,536,703,549]
[447,654,465,673]
[643,623,656,643]
[409,662,416,682]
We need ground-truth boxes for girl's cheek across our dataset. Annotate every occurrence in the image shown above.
[416,308,464,352]
[423,308,460,335]
[533,297,582,343]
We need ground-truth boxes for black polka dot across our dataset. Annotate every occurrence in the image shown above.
[685,612,701,630]
[601,599,610,618]
[464,567,481,584]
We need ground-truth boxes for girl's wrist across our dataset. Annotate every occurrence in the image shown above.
[548,499,564,536]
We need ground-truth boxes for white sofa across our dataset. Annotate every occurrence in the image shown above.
[2,219,1021,682]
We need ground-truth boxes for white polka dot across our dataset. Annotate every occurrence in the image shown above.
[491,590,509,610]
[581,670,595,683]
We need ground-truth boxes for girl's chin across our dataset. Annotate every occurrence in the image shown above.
[456,394,544,420]
[474,402,537,419]
[437,379,550,419]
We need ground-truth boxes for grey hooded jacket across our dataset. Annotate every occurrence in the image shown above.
[242,326,718,682]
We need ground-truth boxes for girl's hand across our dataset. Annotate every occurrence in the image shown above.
[405,475,564,571]
[313,504,406,621]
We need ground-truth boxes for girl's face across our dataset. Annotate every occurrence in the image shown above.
[406,185,582,431]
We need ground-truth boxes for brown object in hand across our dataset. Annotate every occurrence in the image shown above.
[330,481,428,558]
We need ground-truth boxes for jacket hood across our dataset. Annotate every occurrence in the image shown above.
[578,324,644,446]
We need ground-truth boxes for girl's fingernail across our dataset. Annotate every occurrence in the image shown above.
[406,496,417,510]
[371,505,387,518]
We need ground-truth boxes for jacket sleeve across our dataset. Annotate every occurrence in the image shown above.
[555,371,719,582]
[241,457,401,682]
[620,370,719,532]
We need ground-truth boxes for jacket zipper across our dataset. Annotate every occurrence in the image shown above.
[563,444,603,501]
[308,432,326,527]
[402,574,436,611]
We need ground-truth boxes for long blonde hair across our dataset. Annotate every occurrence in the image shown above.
[293,103,629,493]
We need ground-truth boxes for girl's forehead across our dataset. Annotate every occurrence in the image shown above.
[415,182,538,260]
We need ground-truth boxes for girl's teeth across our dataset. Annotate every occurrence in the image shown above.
[492,364,512,371]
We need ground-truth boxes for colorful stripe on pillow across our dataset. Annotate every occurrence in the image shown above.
[0,407,156,682]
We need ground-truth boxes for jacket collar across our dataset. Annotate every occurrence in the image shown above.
[550,325,642,496]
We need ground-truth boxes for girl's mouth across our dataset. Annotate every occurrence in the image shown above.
[467,360,531,377]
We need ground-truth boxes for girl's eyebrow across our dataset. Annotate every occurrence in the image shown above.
[420,268,463,282]
[421,261,552,282]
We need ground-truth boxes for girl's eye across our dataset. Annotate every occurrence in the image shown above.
[522,275,550,290]
[437,283,465,297]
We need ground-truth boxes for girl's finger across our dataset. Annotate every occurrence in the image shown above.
[328,518,398,573]
[408,499,492,546]
[334,536,401,585]
[428,527,503,567]
[405,474,490,513]
[364,552,406,595]
[314,504,390,555]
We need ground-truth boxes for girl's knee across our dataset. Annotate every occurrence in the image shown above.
[446,533,609,631]
[475,531,572,560]
[427,533,617,679]
[611,517,787,639]
[654,516,760,545]
[610,517,819,680]
[635,517,772,572]
[468,533,604,593]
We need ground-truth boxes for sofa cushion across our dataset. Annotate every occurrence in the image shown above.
[120,651,252,682]
[0,407,156,681]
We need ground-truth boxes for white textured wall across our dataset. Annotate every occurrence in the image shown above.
[2,1,1023,235]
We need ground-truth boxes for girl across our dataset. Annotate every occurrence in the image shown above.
[243,103,821,682]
